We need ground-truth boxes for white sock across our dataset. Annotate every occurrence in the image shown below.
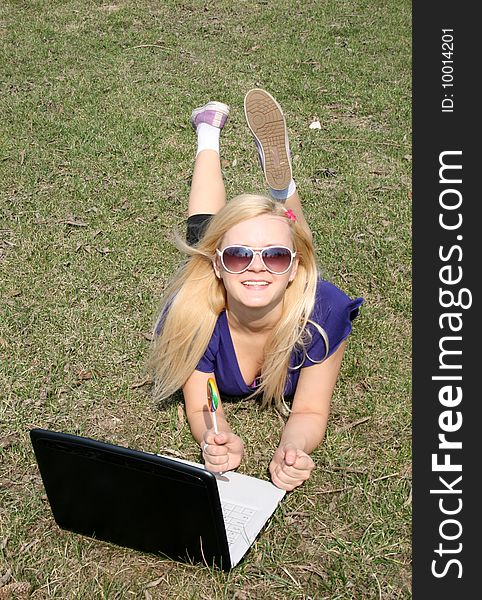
[270,179,297,202]
[196,123,221,156]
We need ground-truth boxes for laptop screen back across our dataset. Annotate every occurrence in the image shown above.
[30,429,231,569]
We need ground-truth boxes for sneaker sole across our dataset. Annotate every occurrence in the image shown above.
[244,89,292,190]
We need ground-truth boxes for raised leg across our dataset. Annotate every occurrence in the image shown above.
[244,89,312,239]
[188,102,230,217]
[188,149,227,217]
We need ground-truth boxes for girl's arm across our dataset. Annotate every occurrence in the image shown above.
[269,340,347,490]
[182,369,244,472]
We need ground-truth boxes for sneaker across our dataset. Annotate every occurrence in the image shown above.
[244,89,292,190]
[190,101,230,130]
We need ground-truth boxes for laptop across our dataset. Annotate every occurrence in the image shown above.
[30,428,285,570]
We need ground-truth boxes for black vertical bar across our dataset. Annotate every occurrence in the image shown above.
[413,3,478,597]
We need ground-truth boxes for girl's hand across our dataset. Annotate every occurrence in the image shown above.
[269,442,315,491]
[202,430,244,473]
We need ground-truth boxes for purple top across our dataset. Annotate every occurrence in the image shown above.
[196,279,363,398]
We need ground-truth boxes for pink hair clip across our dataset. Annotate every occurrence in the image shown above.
[284,208,297,222]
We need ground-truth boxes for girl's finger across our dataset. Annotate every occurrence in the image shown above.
[291,454,315,472]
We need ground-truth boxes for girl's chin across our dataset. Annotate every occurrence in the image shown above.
[240,283,271,293]
[237,290,276,308]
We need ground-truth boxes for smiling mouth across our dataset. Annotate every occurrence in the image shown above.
[241,280,270,287]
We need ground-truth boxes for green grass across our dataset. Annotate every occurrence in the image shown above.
[1,0,411,597]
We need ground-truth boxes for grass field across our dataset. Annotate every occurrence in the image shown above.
[1,0,411,598]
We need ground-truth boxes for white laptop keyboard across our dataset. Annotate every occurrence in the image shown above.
[221,501,256,544]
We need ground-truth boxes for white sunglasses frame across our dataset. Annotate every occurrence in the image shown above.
[216,245,297,275]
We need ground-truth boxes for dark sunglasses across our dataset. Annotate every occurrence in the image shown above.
[216,245,296,275]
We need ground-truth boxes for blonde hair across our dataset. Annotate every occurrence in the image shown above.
[149,194,320,409]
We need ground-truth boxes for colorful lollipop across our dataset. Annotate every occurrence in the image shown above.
[207,377,219,434]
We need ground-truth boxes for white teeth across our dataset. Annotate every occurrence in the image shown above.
[242,281,269,286]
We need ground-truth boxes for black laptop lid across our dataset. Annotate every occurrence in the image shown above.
[30,428,231,569]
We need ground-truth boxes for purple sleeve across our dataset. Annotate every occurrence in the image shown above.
[195,325,219,373]
[302,281,364,367]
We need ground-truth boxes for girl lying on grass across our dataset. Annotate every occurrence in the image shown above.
[150,89,363,491]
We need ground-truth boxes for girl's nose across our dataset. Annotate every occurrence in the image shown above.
[249,251,265,271]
